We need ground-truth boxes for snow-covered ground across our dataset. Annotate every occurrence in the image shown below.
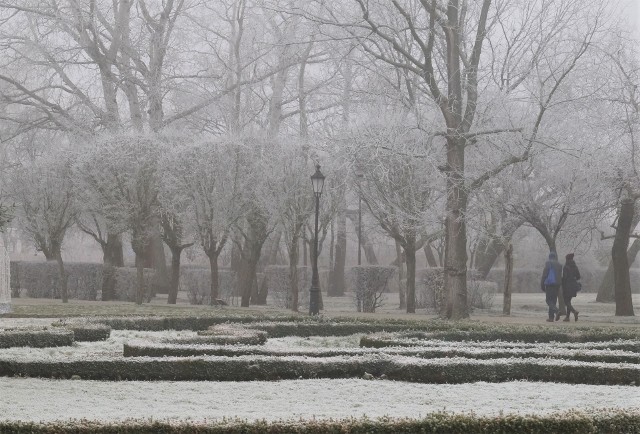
[1,378,638,423]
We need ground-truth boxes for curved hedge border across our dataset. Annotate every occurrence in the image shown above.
[164,333,267,346]
[1,410,639,433]
[0,354,638,384]
[85,316,640,343]
[0,329,74,348]
[357,328,640,345]
[122,342,640,364]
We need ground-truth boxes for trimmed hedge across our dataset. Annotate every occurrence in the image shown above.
[10,261,102,300]
[265,265,331,310]
[72,316,640,344]
[0,354,638,384]
[0,328,74,348]
[485,267,640,293]
[95,315,299,331]
[122,342,640,364]
[358,325,640,345]
[49,320,112,342]
[1,411,639,433]
[9,261,156,301]
[180,266,236,305]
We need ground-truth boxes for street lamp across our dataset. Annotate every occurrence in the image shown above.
[309,164,325,315]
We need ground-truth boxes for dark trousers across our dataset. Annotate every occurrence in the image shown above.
[564,295,577,315]
[545,285,559,319]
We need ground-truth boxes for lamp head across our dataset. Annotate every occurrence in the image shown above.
[311,164,325,197]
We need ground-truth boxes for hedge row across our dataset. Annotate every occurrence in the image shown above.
[357,327,640,345]
[59,324,112,342]
[122,342,640,364]
[9,261,157,301]
[94,315,302,331]
[2,411,639,434]
[0,355,638,384]
[0,328,74,348]
[90,316,640,343]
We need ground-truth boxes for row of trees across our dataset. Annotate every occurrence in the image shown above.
[0,0,638,317]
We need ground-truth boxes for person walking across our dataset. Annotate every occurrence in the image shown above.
[561,253,581,322]
[541,251,563,322]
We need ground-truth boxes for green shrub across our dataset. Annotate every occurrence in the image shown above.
[9,261,157,302]
[349,266,397,313]
[10,261,102,300]
[0,328,74,348]
[265,265,330,310]
[0,354,638,384]
[122,342,640,364]
[0,410,638,433]
[50,321,112,342]
[359,324,640,345]
[180,266,237,305]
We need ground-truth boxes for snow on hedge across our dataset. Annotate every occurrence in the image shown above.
[0,378,638,423]
[0,330,638,363]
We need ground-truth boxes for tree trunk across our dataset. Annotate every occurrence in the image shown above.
[613,199,636,316]
[289,233,299,312]
[597,238,640,302]
[474,219,523,279]
[208,252,220,304]
[135,253,144,305]
[503,244,513,316]
[423,243,438,268]
[101,233,123,301]
[395,240,406,309]
[405,242,416,314]
[167,246,182,305]
[54,248,68,303]
[445,138,469,319]
[330,201,347,296]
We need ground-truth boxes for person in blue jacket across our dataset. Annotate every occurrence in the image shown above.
[541,251,563,322]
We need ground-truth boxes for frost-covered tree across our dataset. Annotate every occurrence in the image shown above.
[75,133,164,304]
[10,152,78,302]
[160,137,247,305]
[345,117,443,313]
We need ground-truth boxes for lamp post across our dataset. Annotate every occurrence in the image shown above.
[309,164,325,315]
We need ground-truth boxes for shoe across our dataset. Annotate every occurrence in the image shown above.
[563,316,570,322]
[546,318,554,322]
[555,311,561,321]
[574,311,579,322]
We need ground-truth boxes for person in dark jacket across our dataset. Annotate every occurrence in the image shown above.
[541,251,563,322]
[561,253,580,322]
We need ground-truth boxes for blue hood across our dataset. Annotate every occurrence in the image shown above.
[548,252,557,260]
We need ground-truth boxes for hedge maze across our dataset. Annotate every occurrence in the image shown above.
[1,315,639,432]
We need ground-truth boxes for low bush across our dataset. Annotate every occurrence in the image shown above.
[10,261,102,300]
[122,342,640,364]
[112,267,155,302]
[0,328,74,348]
[179,266,237,305]
[484,267,640,293]
[0,354,638,384]
[414,268,496,312]
[50,320,112,342]
[9,261,156,302]
[265,265,330,310]
[349,266,397,313]
[1,410,639,434]
[94,315,288,331]
[360,326,640,346]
